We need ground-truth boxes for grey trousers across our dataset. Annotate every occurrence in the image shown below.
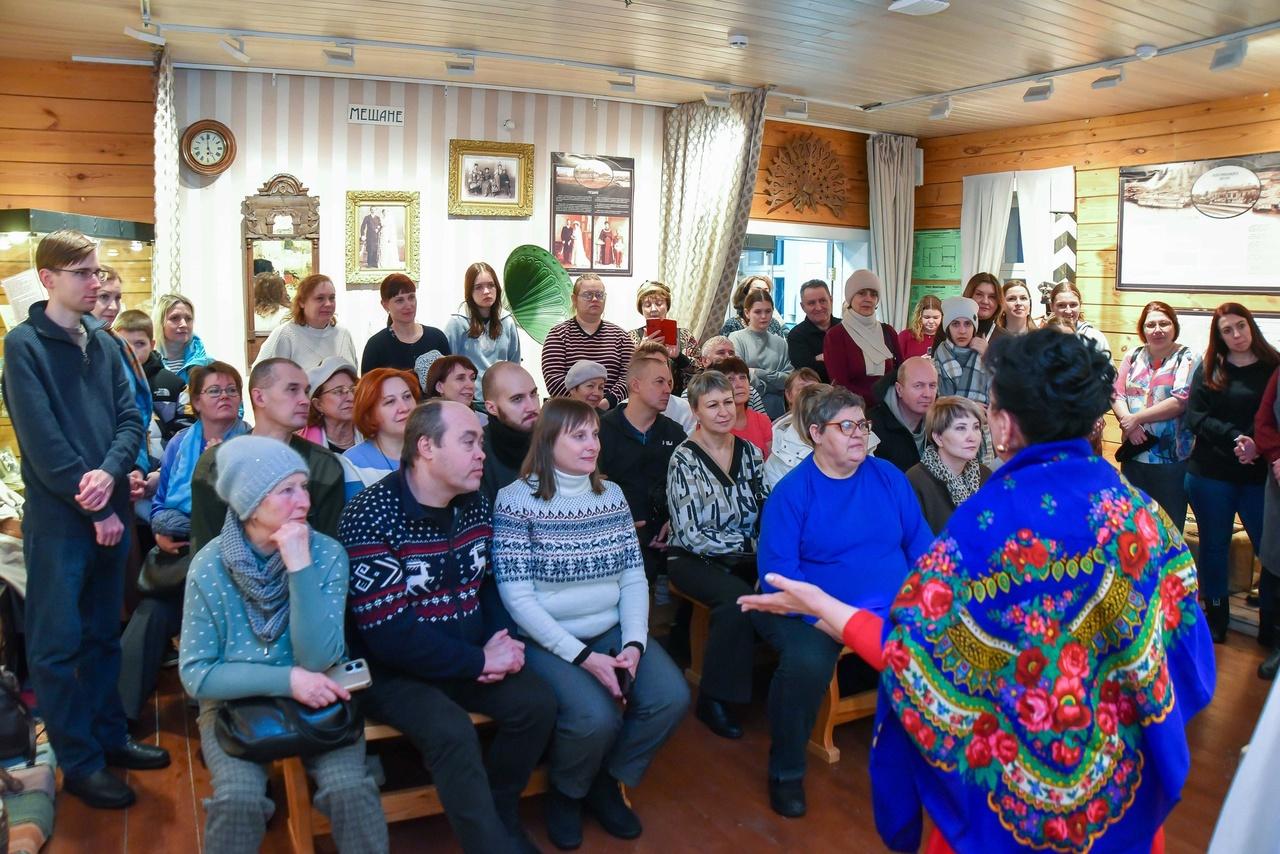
[197,703,388,854]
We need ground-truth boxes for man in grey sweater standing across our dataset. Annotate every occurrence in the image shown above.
[1,230,167,809]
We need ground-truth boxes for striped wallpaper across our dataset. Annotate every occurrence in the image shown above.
[174,69,667,377]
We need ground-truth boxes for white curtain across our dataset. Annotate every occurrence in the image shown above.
[152,48,181,298]
[1016,166,1075,292]
[960,172,1015,284]
[659,89,768,342]
[866,133,918,329]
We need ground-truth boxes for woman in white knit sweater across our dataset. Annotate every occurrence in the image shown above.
[492,398,689,850]
[254,274,359,371]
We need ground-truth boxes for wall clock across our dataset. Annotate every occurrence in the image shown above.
[181,119,237,176]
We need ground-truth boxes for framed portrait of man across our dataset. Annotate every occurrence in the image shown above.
[448,139,535,218]
[344,190,420,286]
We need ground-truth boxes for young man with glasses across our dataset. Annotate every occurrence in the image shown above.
[1,230,165,808]
[540,273,635,410]
[187,358,346,551]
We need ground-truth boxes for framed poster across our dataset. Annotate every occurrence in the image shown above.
[1118,152,1280,294]
[345,190,420,287]
[447,139,534,218]
[550,153,634,277]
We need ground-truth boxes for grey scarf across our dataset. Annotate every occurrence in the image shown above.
[884,389,928,455]
[218,509,290,644]
[920,443,982,508]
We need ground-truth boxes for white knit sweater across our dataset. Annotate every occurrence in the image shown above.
[254,322,359,371]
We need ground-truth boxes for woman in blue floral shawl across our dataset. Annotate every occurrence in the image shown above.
[741,329,1216,854]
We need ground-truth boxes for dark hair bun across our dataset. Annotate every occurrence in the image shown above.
[985,329,1116,445]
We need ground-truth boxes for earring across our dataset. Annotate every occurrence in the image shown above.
[995,443,1008,453]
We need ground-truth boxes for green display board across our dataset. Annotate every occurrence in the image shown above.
[912,229,961,281]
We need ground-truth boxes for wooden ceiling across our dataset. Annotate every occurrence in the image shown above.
[3,0,1278,137]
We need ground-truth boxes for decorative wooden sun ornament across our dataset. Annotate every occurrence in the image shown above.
[765,133,848,218]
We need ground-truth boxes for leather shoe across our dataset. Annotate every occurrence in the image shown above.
[64,768,136,809]
[768,777,806,818]
[106,738,171,770]
[1207,599,1229,644]
[695,695,743,740]
[1259,648,1280,681]
[544,786,583,851]
[584,771,641,840]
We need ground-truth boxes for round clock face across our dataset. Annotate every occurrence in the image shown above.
[190,130,227,166]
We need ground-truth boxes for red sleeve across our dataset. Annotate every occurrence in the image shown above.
[841,610,887,671]
[825,326,864,392]
[1255,367,1280,462]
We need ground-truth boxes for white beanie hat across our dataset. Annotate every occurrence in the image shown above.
[844,269,882,304]
[941,296,979,331]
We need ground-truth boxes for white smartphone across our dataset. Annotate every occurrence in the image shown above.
[324,658,373,692]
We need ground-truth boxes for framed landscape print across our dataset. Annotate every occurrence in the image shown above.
[1118,152,1280,294]
[345,190,420,287]
[448,139,535,218]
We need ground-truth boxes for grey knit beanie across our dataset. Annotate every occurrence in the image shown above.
[564,359,607,391]
[214,435,308,520]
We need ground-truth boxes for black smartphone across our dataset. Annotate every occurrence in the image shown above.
[609,648,634,698]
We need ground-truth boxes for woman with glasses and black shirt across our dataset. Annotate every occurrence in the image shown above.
[752,384,933,819]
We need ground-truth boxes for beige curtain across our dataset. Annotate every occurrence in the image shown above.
[152,48,181,298]
[866,133,918,329]
[659,89,768,342]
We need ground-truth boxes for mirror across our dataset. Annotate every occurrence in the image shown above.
[242,174,319,364]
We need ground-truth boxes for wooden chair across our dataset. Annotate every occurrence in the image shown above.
[280,716,548,854]
[669,582,876,764]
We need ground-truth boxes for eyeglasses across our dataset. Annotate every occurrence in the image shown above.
[823,419,873,436]
[202,386,240,399]
[579,291,606,302]
[49,267,105,281]
[319,384,356,398]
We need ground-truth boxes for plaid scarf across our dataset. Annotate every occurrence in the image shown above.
[933,339,990,405]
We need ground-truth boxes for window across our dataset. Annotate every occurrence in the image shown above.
[737,229,870,328]
[1001,192,1025,282]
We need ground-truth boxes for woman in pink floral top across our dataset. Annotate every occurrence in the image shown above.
[1110,301,1200,532]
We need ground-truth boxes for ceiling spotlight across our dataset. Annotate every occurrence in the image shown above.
[123,25,165,46]
[887,0,950,15]
[1134,43,1158,60]
[609,74,636,94]
[220,37,251,64]
[1210,39,1247,72]
[1022,79,1054,102]
[928,96,952,120]
[703,90,732,108]
[1091,66,1124,89]
[445,56,476,76]
[783,99,808,119]
[324,45,355,67]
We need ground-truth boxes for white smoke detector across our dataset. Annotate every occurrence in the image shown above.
[728,32,749,48]
[888,0,951,15]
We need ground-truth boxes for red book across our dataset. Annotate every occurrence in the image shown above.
[645,318,677,345]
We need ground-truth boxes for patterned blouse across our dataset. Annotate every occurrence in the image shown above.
[1113,344,1200,464]
[666,438,766,556]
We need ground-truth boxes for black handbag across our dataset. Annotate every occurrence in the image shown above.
[214,696,363,763]
[0,668,35,765]
[136,544,193,596]
[1115,431,1158,464]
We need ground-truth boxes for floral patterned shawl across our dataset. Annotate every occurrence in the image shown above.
[871,439,1216,853]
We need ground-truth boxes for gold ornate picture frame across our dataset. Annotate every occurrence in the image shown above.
[345,190,420,287]
[448,139,535,218]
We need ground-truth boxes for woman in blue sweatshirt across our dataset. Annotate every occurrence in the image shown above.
[754,384,933,819]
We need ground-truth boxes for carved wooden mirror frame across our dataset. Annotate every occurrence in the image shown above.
[242,174,320,365]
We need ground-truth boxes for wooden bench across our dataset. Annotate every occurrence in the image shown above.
[280,716,548,854]
[670,583,876,765]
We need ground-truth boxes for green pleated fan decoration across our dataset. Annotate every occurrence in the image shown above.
[504,245,573,344]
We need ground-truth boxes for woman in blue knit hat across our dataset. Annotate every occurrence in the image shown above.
[179,435,387,853]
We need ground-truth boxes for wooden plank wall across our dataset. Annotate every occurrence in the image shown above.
[914,91,1280,454]
[0,58,156,454]
[751,120,870,228]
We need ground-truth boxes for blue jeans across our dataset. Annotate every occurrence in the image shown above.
[1185,473,1265,602]
[23,530,129,779]
[522,626,690,798]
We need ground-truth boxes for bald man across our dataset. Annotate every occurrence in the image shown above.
[479,362,542,504]
[870,356,939,472]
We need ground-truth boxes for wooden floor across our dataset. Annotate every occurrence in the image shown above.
[47,633,1271,853]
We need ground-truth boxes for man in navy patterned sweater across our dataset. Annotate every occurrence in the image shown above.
[338,399,555,853]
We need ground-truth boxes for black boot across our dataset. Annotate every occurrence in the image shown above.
[584,770,641,840]
[1207,598,1229,643]
[1259,648,1280,681]
[544,786,583,851]
[695,694,743,739]
[768,776,806,818]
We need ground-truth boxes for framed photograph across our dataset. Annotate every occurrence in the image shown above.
[344,190,420,287]
[549,153,634,276]
[1117,152,1280,294]
[448,139,535,218]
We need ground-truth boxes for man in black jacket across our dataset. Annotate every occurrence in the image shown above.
[1,230,165,810]
[598,348,685,586]
[786,279,835,383]
[479,362,541,504]
[870,356,938,472]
